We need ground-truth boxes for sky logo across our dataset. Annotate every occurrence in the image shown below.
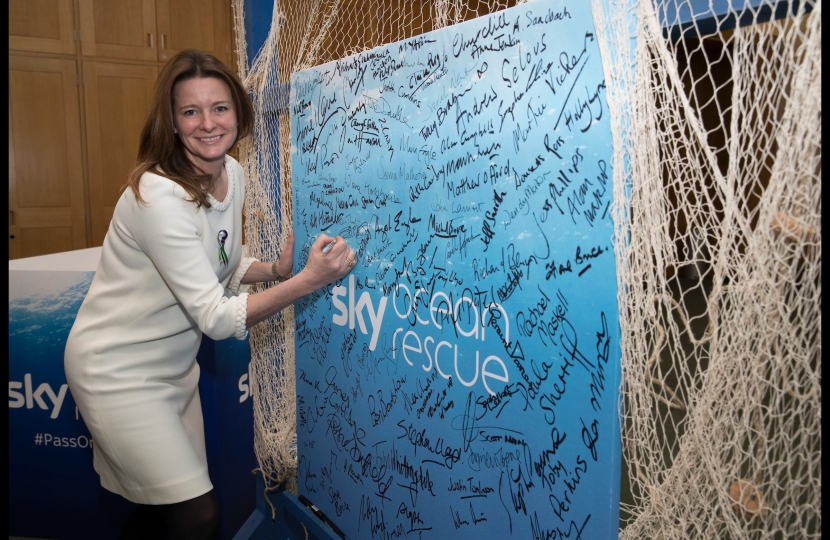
[8,374,69,419]
[331,274,388,351]
[238,361,252,403]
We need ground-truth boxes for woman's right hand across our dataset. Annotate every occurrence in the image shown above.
[299,234,356,290]
[246,234,357,328]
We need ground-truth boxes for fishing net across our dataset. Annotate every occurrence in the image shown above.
[232,0,821,535]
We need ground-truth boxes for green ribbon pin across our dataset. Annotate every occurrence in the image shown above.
[217,230,229,265]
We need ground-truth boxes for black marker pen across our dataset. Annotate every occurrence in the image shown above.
[297,494,346,539]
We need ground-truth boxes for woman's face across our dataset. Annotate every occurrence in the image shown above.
[172,76,238,172]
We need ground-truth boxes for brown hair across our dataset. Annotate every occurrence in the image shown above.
[127,49,254,207]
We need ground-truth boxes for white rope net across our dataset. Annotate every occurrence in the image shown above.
[232,0,821,535]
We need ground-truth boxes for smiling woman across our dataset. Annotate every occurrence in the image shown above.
[63,49,357,540]
[126,49,254,209]
[173,77,239,201]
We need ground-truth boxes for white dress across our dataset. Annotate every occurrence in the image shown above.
[64,156,257,505]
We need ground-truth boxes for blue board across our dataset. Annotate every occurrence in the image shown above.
[291,0,621,538]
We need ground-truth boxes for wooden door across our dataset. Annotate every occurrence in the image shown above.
[83,61,157,245]
[8,56,87,259]
[8,0,77,55]
[78,0,158,61]
[156,0,231,64]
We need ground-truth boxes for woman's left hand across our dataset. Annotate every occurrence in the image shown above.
[275,232,294,279]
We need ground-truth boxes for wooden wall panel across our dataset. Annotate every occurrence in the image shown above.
[8,56,87,259]
[83,61,157,245]
[78,0,157,60]
[157,0,230,63]
[9,70,73,208]
[8,0,76,55]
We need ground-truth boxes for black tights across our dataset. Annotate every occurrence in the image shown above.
[117,490,221,540]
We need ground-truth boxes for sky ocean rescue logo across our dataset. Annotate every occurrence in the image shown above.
[330,275,511,396]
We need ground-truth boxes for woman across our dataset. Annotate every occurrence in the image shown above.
[64,49,355,539]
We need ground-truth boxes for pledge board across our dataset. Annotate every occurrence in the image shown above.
[291,0,621,538]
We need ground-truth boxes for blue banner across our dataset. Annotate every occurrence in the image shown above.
[291,0,622,538]
[9,264,256,540]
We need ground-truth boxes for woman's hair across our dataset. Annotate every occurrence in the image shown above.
[127,49,254,207]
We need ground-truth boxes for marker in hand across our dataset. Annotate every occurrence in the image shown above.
[321,238,337,254]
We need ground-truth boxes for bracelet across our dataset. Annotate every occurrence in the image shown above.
[271,262,288,282]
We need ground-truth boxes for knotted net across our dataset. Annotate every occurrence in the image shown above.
[231,0,821,536]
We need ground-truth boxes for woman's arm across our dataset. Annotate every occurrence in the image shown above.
[240,232,295,284]
[245,233,354,328]
[240,261,284,284]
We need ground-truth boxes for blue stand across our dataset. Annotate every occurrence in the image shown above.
[8,249,256,540]
[241,476,342,540]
